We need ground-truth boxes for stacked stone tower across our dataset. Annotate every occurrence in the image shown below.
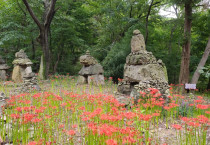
[12,49,33,83]
[12,49,41,93]
[115,30,169,104]
[78,50,105,85]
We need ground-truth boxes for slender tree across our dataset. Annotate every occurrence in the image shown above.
[191,36,210,84]
[22,0,58,79]
[179,0,192,84]
[145,0,161,44]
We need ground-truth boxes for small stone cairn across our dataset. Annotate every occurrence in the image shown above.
[78,50,105,85]
[15,72,41,93]
[115,30,169,105]
[0,56,10,81]
[12,49,41,93]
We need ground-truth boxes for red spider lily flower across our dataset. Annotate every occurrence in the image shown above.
[10,114,20,120]
[123,112,136,119]
[106,139,118,145]
[59,124,64,129]
[127,121,134,125]
[187,122,200,128]
[60,102,67,107]
[196,104,209,110]
[205,111,210,114]
[22,113,34,123]
[54,95,63,101]
[87,122,97,134]
[169,103,179,108]
[159,98,164,101]
[140,114,153,121]
[194,100,203,103]
[23,106,31,112]
[153,93,162,97]
[35,108,44,114]
[180,96,185,99]
[148,88,159,95]
[31,118,42,123]
[197,115,209,124]
[23,99,31,104]
[45,115,52,119]
[167,96,173,99]
[15,107,23,112]
[152,113,160,117]
[143,103,151,108]
[92,107,103,116]
[79,106,85,110]
[172,124,182,130]
[82,117,90,121]
[28,141,37,145]
[118,78,123,82]
[97,124,118,136]
[197,96,203,99]
[67,130,76,136]
[122,135,136,144]
[46,142,53,145]
[163,106,171,110]
[52,106,57,109]
[140,91,146,96]
[32,93,42,99]
[181,117,190,123]
[100,114,123,121]
[72,124,77,128]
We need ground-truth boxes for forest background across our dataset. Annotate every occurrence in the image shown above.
[0,0,209,90]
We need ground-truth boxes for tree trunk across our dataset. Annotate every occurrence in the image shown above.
[32,39,35,59]
[191,36,210,84]
[41,29,51,79]
[22,0,57,79]
[168,24,177,54]
[145,0,154,44]
[207,78,210,90]
[38,55,44,80]
[53,52,61,74]
[179,0,192,84]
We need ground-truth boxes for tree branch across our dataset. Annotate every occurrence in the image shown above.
[22,0,42,30]
[152,1,161,6]
[17,0,26,16]
[145,0,154,44]
[45,0,57,28]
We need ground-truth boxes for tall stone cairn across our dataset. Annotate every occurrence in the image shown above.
[12,49,41,93]
[12,49,33,83]
[0,56,10,81]
[78,50,105,85]
[115,30,169,105]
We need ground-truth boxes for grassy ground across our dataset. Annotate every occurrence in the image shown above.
[0,75,209,145]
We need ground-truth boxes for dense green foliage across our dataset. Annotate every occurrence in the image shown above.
[0,0,209,89]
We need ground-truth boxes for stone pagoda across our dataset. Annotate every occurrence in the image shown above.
[12,49,33,83]
[12,49,41,93]
[78,50,105,85]
[115,30,169,105]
